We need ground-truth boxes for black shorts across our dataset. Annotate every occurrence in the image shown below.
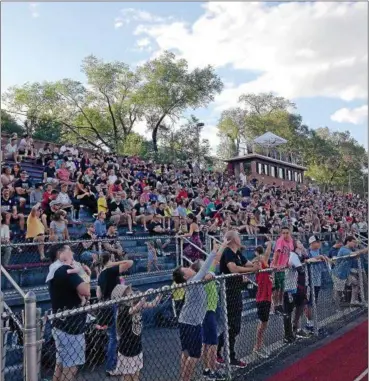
[256,301,271,323]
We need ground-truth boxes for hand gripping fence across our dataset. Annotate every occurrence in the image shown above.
[1,250,367,381]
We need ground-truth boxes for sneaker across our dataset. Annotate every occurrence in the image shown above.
[253,348,269,359]
[305,324,314,333]
[283,336,296,344]
[216,356,225,365]
[230,359,247,368]
[295,329,310,339]
[274,305,284,315]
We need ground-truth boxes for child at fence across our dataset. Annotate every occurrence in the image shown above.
[109,284,162,380]
[61,254,92,306]
[172,238,228,381]
[146,241,161,272]
[252,238,273,358]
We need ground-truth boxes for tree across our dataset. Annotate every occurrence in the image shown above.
[157,115,211,165]
[32,119,64,143]
[216,107,248,159]
[3,55,144,152]
[0,110,24,135]
[137,51,223,152]
[119,132,150,157]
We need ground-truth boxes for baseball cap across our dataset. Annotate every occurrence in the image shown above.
[308,235,323,245]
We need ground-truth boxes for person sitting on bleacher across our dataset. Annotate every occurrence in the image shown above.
[4,137,21,163]
[1,166,15,195]
[37,143,52,166]
[30,183,44,206]
[43,160,59,186]
[78,224,99,266]
[14,170,33,211]
[26,202,47,261]
[1,187,25,233]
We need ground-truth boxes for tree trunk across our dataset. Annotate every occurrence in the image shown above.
[152,127,159,153]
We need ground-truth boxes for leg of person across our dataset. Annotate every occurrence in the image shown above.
[106,306,118,371]
[34,235,45,260]
[2,246,12,266]
[126,214,133,233]
[18,213,25,231]
[52,328,85,381]
[202,311,219,374]
[283,292,295,342]
[254,301,271,356]
[180,324,202,381]
[228,312,244,367]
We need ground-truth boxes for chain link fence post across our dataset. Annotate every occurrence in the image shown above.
[308,263,320,336]
[23,291,38,381]
[357,255,367,306]
[219,278,231,380]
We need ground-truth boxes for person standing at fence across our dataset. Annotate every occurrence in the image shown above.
[252,239,273,358]
[190,253,225,380]
[331,236,368,306]
[271,226,294,315]
[282,242,310,343]
[109,284,162,380]
[96,253,134,375]
[304,235,329,333]
[217,230,260,368]
[47,244,91,381]
[172,238,229,381]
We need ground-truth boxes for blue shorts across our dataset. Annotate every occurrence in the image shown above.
[179,323,202,359]
[52,328,85,368]
[202,311,218,345]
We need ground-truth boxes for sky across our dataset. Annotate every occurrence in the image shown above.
[1,2,368,151]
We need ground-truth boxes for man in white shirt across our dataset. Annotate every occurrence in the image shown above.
[5,138,20,162]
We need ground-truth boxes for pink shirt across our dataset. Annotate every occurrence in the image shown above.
[271,237,294,269]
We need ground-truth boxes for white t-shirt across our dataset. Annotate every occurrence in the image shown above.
[5,144,17,155]
[285,252,303,293]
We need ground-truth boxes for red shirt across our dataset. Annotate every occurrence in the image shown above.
[256,262,272,302]
[176,190,188,203]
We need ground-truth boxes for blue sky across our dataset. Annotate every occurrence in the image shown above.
[2,2,367,150]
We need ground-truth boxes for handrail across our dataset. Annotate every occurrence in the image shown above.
[182,237,210,258]
[1,265,26,298]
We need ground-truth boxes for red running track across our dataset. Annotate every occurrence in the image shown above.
[267,321,368,381]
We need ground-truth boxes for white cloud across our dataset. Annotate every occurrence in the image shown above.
[114,8,170,29]
[134,2,367,111]
[330,105,368,125]
[29,3,40,18]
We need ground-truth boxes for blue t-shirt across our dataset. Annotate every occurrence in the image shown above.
[308,249,325,287]
[332,246,358,280]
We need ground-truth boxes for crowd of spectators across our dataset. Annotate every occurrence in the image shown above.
[1,132,368,266]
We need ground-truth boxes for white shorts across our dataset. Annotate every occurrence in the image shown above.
[116,351,143,375]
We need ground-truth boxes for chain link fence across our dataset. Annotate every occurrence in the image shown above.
[2,251,364,381]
